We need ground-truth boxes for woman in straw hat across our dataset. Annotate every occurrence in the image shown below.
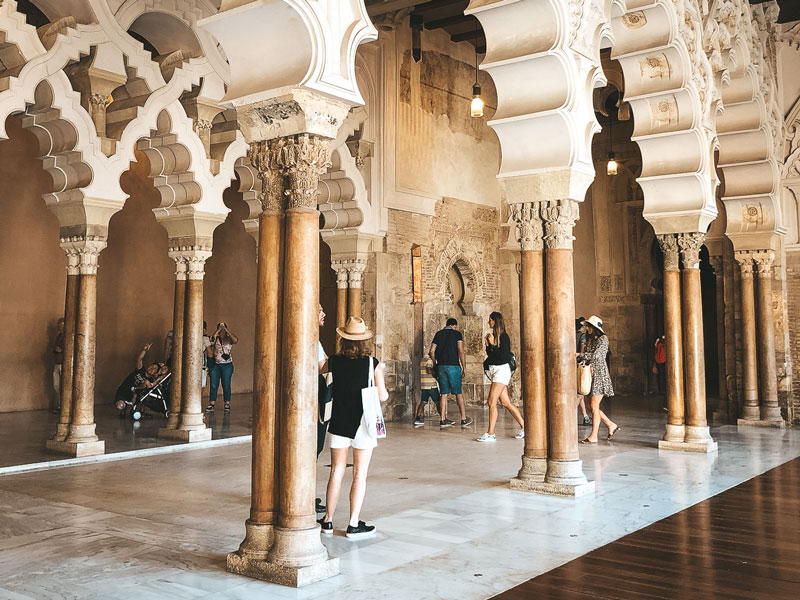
[578,315,620,444]
[318,316,388,540]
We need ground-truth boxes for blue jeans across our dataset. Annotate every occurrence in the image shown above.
[209,362,234,404]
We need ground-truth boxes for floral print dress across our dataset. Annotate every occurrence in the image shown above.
[579,334,614,397]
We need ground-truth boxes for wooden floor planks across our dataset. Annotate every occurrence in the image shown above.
[493,458,800,599]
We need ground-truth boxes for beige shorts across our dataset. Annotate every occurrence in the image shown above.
[487,363,512,386]
[329,422,377,450]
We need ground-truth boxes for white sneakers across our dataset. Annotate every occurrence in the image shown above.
[515,429,525,439]
[475,433,496,442]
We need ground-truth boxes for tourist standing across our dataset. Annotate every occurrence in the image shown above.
[576,317,592,425]
[319,317,388,539]
[579,315,620,444]
[206,322,238,412]
[52,318,65,413]
[476,311,525,442]
[653,335,667,408]
[413,356,441,426]
[429,318,472,428]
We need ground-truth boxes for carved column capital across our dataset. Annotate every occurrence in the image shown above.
[60,236,107,275]
[510,202,544,252]
[88,93,110,109]
[677,232,705,270]
[248,138,287,212]
[344,260,367,289]
[331,261,350,289]
[734,250,754,276]
[277,134,331,210]
[168,252,189,281]
[541,199,579,250]
[169,247,212,280]
[657,234,679,272]
[752,250,774,276]
[195,119,213,133]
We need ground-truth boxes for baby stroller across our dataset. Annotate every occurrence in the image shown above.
[126,373,171,420]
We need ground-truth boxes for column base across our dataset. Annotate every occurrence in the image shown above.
[51,423,70,442]
[510,456,547,487]
[158,427,212,442]
[662,423,685,443]
[740,404,760,420]
[513,459,595,497]
[737,418,785,428]
[227,552,338,588]
[45,438,105,457]
[658,439,718,453]
[231,520,275,561]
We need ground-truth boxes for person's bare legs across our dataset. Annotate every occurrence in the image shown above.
[454,393,467,421]
[499,386,524,428]
[323,447,348,522]
[585,395,616,442]
[439,393,448,421]
[485,382,503,435]
[348,447,374,527]
[577,395,589,419]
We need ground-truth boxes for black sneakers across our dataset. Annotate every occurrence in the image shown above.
[413,416,424,427]
[317,517,333,535]
[440,419,455,428]
[345,521,376,539]
[461,417,474,427]
[315,498,326,514]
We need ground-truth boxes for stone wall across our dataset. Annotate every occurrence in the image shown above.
[785,249,800,423]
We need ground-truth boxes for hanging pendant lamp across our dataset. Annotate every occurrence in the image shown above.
[470,21,483,118]
[607,111,617,176]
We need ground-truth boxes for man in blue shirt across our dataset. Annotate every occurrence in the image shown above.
[429,318,473,428]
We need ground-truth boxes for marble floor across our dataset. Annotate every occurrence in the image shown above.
[0,393,254,471]
[0,399,798,600]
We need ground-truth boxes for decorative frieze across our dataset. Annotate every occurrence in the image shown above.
[656,234,679,272]
[541,199,579,250]
[510,202,544,252]
[677,232,705,269]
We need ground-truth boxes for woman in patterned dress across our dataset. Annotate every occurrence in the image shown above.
[578,315,620,444]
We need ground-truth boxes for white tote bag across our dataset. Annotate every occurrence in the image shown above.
[577,360,592,396]
[361,358,386,439]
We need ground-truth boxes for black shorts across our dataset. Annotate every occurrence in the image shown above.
[421,388,440,404]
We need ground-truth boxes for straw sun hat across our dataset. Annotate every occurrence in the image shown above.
[584,315,605,335]
[336,316,374,341]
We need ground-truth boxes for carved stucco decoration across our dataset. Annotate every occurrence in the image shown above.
[542,199,580,251]
[656,233,680,272]
[781,21,800,50]
[784,100,800,179]
[277,134,331,211]
[510,202,544,252]
[677,231,705,269]
[434,237,486,303]
[248,137,286,212]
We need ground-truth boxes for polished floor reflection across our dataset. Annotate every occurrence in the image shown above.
[494,457,800,599]
[0,400,798,599]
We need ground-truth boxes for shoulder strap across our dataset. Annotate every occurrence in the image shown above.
[367,356,375,387]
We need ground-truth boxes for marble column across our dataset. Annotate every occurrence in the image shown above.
[333,263,348,353]
[264,134,338,586]
[656,234,686,448]
[708,254,729,423]
[161,250,212,442]
[49,251,80,443]
[509,202,548,489]
[753,251,784,426]
[229,139,286,569]
[677,232,716,452]
[346,261,365,319]
[735,251,760,424]
[48,239,106,457]
[160,257,187,433]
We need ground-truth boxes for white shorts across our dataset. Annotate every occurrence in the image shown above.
[329,422,377,450]
[487,363,512,386]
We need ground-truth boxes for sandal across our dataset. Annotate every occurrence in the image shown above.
[580,438,597,444]
[205,403,215,412]
[607,426,621,440]
[224,403,231,412]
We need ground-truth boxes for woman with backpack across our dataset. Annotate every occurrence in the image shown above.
[476,311,525,442]
[579,315,620,444]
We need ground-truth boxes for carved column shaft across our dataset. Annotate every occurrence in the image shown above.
[53,255,80,442]
[511,202,547,484]
[164,259,187,431]
[334,265,348,354]
[708,254,728,421]
[180,253,211,433]
[754,252,781,422]
[736,252,760,420]
[658,234,685,440]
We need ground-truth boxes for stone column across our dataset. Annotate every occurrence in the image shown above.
[708,254,729,423]
[229,138,286,571]
[267,134,338,584]
[509,202,548,489]
[346,261,366,319]
[735,251,760,423]
[48,251,80,443]
[49,239,106,457]
[88,93,111,138]
[333,263,348,353]
[161,249,212,442]
[657,234,686,448]
[753,251,784,426]
[532,199,593,496]
[677,232,716,452]
[159,256,187,433]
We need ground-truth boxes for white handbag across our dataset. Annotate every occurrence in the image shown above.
[577,361,592,396]
[361,358,386,439]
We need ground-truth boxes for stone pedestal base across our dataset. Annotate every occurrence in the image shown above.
[740,404,760,420]
[658,439,718,453]
[158,427,212,442]
[45,439,105,457]
[512,459,595,497]
[737,418,785,428]
[227,552,339,588]
[662,423,685,443]
[510,456,546,487]
[51,423,70,442]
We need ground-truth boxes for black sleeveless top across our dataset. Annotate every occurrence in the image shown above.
[328,355,379,439]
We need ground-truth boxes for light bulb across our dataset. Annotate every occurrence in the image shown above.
[471,83,483,118]
[607,152,618,176]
